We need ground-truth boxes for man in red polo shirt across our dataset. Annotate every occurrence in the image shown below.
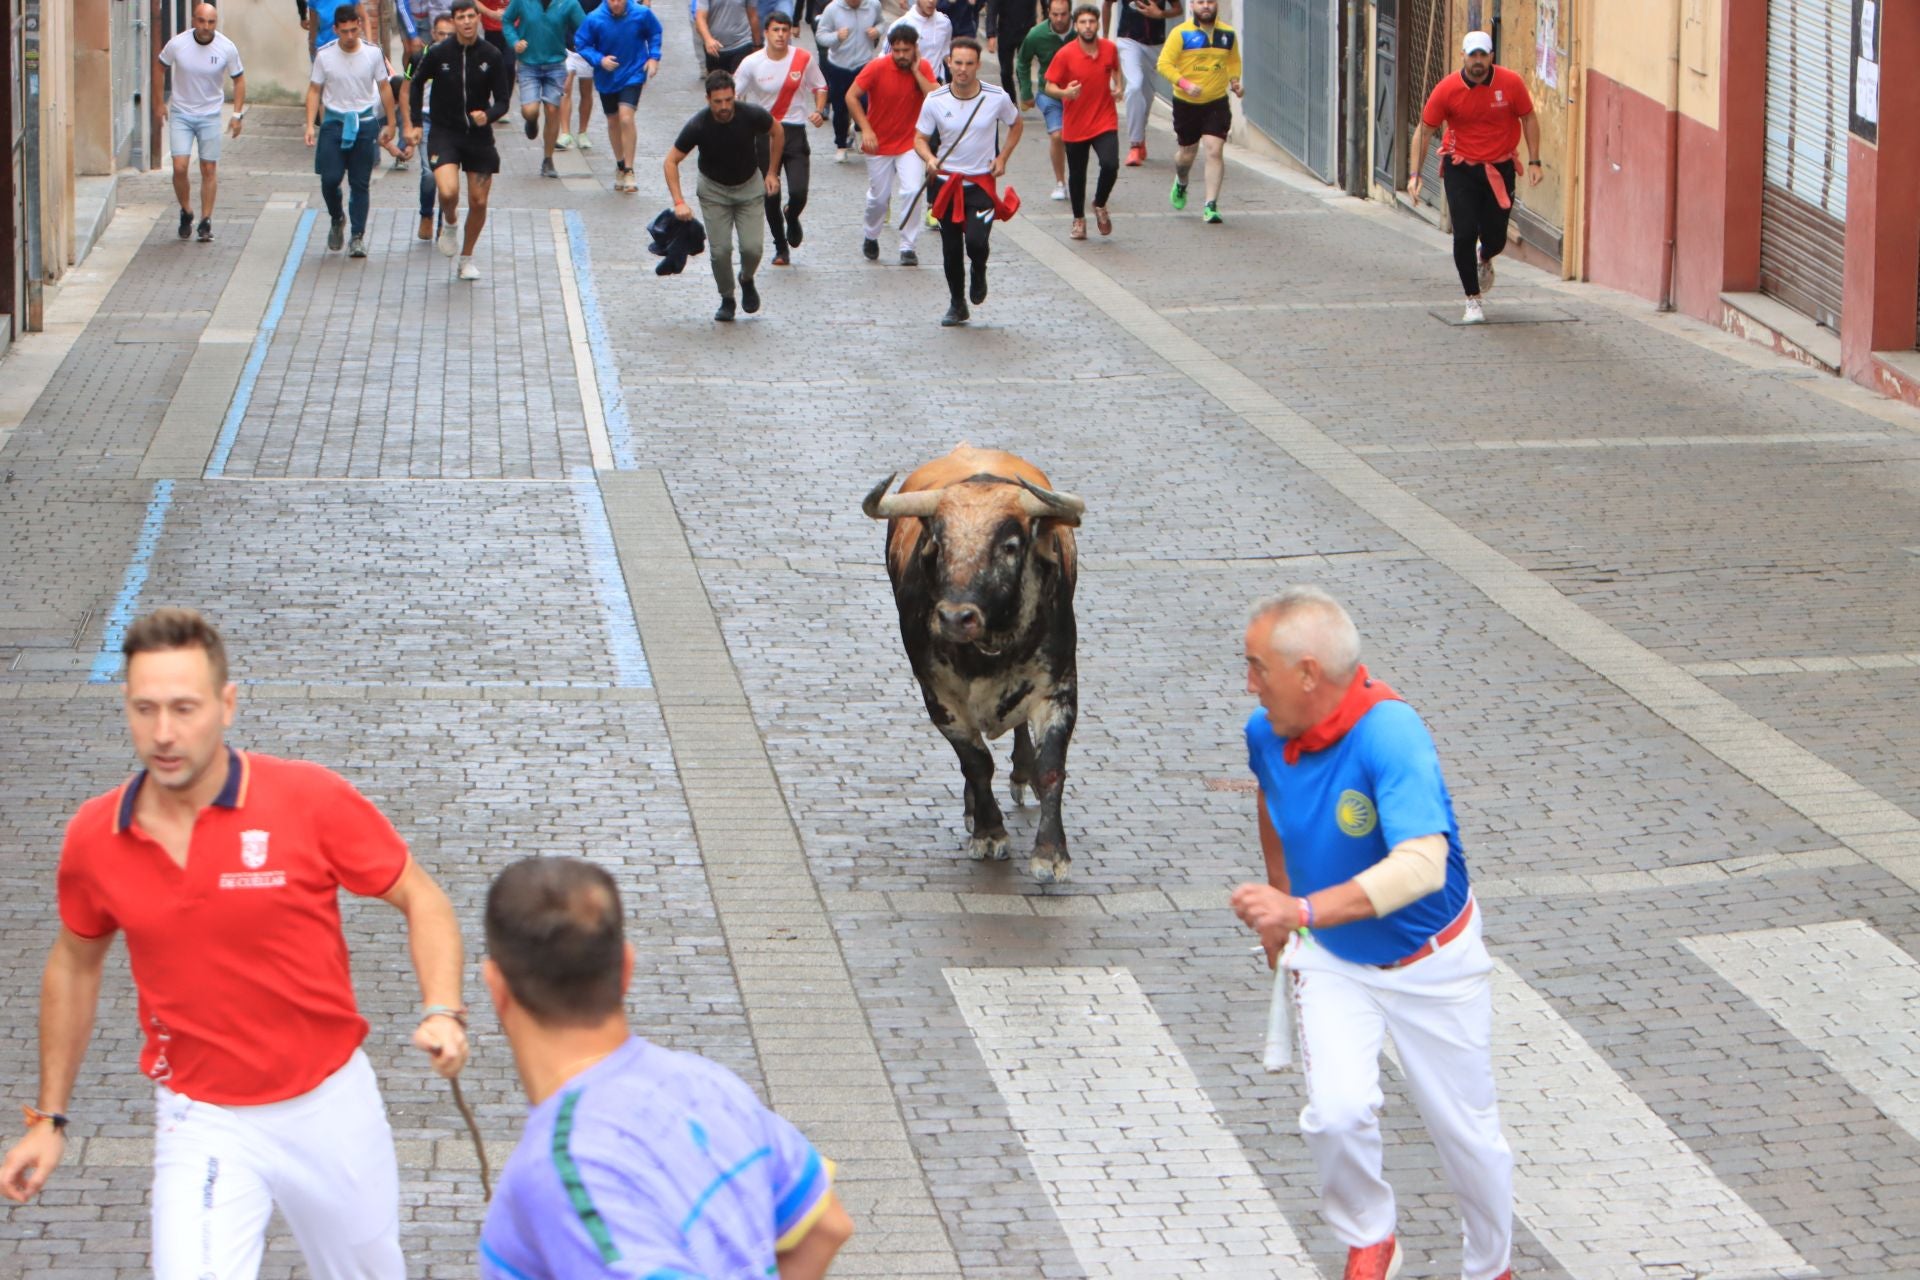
[1407,29,1539,324]
[1045,2,1124,240]
[0,608,469,1278]
[847,23,937,265]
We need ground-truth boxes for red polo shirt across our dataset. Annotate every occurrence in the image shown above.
[56,749,410,1106]
[1045,37,1121,144]
[1421,65,1534,164]
[853,56,935,155]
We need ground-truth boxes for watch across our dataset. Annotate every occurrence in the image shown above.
[233,107,248,118]
[1526,159,1541,166]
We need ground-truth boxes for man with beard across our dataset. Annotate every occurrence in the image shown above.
[665,70,784,320]
[1156,0,1240,224]
[846,25,937,265]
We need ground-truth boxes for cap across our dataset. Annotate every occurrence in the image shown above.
[1463,31,1493,54]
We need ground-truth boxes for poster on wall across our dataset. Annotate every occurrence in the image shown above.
[1536,0,1560,88]
[1850,0,1880,141]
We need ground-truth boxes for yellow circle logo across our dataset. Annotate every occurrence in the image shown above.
[1335,790,1377,838]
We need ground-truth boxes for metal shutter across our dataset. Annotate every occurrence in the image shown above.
[1760,0,1849,328]
[1404,0,1448,209]
[1245,0,1339,182]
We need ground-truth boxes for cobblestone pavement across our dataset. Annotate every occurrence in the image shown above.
[3,8,1920,1277]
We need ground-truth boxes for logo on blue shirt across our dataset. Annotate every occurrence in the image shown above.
[1335,790,1377,838]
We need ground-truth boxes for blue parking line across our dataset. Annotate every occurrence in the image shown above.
[89,480,177,684]
[564,211,638,469]
[206,208,317,477]
[573,472,652,688]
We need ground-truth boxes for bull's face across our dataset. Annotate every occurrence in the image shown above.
[864,471,1086,653]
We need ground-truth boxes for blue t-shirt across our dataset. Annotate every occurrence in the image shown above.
[1246,699,1471,966]
[479,1037,834,1279]
[310,0,352,48]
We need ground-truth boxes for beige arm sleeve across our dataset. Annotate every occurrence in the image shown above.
[1352,834,1449,917]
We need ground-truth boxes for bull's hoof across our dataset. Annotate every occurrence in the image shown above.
[967,833,1011,861]
[1029,849,1071,883]
[1009,780,1030,806]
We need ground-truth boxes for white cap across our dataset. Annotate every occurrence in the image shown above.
[1462,30,1493,54]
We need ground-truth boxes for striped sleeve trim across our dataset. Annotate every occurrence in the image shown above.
[553,1089,623,1264]
[772,1153,835,1252]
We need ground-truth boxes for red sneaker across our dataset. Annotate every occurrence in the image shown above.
[1343,1236,1403,1280]
[1125,143,1146,166]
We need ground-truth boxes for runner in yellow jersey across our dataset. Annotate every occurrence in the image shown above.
[1155,0,1240,223]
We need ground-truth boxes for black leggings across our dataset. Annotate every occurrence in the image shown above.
[823,61,860,149]
[757,130,812,252]
[1064,131,1119,218]
[939,182,994,304]
[1441,157,1515,296]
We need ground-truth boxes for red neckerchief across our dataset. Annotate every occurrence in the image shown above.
[1282,665,1402,765]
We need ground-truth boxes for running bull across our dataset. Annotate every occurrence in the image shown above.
[863,445,1084,883]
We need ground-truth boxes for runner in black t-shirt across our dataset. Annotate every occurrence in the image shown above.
[664,70,784,321]
[1102,0,1180,164]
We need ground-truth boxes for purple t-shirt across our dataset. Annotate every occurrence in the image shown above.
[479,1037,833,1279]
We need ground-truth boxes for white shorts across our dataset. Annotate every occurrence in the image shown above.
[150,1049,405,1280]
[565,48,595,81]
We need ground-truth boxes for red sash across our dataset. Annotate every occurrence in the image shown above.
[1281,665,1403,765]
[770,47,813,121]
[930,172,1020,224]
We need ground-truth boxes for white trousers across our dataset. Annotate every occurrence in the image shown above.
[1116,38,1163,147]
[863,151,927,249]
[150,1049,405,1280]
[1288,907,1514,1280]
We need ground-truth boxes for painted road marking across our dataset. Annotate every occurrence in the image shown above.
[563,210,636,469]
[945,965,1315,1279]
[89,481,176,684]
[572,474,652,688]
[205,208,317,478]
[1489,962,1814,1279]
[550,207,614,471]
[1687,922,1920,1146]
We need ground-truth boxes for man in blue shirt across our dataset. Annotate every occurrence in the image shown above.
[479,857,855,1279]
[1230,586,1513,1280]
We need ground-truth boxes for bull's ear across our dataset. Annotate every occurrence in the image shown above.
[1032,519,1074,562]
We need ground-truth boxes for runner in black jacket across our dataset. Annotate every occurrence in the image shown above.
[986,0,1038,97]
[407,0,513,278]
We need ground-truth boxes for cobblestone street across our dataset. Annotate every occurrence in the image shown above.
[4,8,1920,1277]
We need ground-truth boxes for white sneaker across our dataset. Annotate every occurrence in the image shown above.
[437,223,458,257]
[458,257,480,281]
[1462,297,1486,324]
[1477,253,1496,294]
[576,133,592,151]
[1051,182,1068,201]
[835,147,847,164]
[556,132,574,150]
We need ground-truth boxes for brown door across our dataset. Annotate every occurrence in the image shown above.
[1403,0,1450,210]
[1,0,21,339]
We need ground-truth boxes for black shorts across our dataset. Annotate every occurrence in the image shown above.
[598,82,644,115]
[1172,95,1232,147]
[427,129,500,175]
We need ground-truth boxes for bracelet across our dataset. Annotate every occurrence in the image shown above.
[21,1105,68,1133]
[419,1004,468,1028]
[1526,159,1541,166]
[1297,896,1315,929]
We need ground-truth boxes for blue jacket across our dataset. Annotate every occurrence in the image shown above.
[574,3,664,93]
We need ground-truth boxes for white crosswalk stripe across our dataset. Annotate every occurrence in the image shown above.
[944,966,1316,1279]
[1686,921,1920,1146]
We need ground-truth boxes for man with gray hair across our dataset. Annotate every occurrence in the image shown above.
[1230,586,1513,1280]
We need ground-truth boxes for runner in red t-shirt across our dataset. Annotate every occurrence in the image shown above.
[0,609,471,1278]
[847,23,938,264]
[1406,30,1540,323]
[1045,4,1125,239]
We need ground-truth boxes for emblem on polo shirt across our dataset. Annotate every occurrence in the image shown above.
[1335,789,1377,838]
[240,829,270,869]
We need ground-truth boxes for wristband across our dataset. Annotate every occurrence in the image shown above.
[21,1105,68,1133]
[1298,896,1315,929]
[419,1004,468,1028]
[1526,159,1541,166]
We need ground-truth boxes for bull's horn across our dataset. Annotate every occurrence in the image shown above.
[862,474,943,520]
[1016,477,1087,518]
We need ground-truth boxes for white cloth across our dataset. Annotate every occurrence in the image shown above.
[309,40,390,115]
[735,46,827,125]
[1287,904,1514,1280]
[863,150,926,246]
[149,1049,404,1280]
[565,47,596,79]
[1115,35,1162,146]
[160,31,244,118]
[894,6,951,73]
[917,82,1018,176]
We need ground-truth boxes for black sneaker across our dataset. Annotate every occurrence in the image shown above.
[771,248,791,266]
[785,211,803,247]
[178,209,194,239]
[899,248,918,267]
[540,157,558,178]
[969,265,987,305]
[715,296,737,322]
[524,114,539,140]
[862,237,879,261]
[327,217,346,251]
[196,218,214,243]
[940,301,971,326]
[740,276,760,314]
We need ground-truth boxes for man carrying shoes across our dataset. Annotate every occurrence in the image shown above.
[665,70,783,321]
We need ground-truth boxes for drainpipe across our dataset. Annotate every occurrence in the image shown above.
[1660,0,1684,310]
[1345,0,1366,195]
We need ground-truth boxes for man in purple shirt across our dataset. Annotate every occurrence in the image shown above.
[478,857,855,1278]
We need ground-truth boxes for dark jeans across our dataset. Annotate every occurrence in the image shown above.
[823,60,860,149]
[994,18,1032,93]
[756,128,812,252]
[706,42,752,74]
[1064,130,1118,218]
[1441,156,1516,296]
[315,120,379,235]
[938,181,993,304]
